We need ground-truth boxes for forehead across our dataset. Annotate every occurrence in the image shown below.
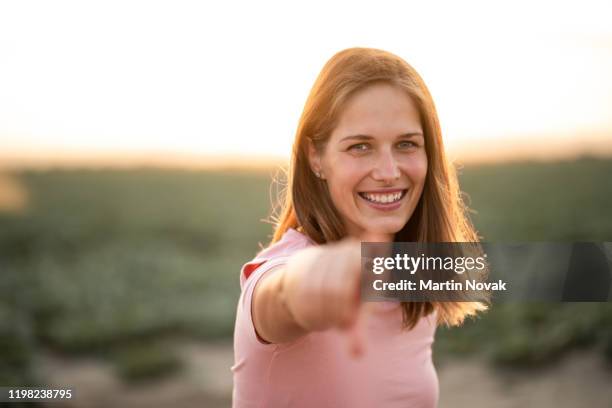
[331,82,422,140]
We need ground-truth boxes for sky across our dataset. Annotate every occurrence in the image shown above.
[1,0,611,166]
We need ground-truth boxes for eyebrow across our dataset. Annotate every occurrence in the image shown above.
[340,132,424,143]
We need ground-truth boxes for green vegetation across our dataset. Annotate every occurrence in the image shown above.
[112,341,183,383]
[0,158,611,383]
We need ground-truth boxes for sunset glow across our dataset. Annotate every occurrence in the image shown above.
[1,0,611,167]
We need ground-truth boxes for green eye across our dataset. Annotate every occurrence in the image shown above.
[397,141,417,149]
[349,143,370,152]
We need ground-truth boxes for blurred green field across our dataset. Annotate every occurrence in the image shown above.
[1,158,611,386]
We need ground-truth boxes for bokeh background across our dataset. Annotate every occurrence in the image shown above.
[1,1,612,407]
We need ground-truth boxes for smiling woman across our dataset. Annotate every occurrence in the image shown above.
[232,47,486,408]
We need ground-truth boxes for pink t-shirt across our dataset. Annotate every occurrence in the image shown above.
[232,228,439,408]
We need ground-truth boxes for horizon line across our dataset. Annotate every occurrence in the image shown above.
[2,149,612,171]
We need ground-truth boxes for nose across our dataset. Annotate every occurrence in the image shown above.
[371,148,400,184]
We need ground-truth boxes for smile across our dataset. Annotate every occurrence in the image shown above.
[358,189,407,206]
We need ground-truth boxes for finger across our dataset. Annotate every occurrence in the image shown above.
[345,302,377,358]
[346,306,366,358]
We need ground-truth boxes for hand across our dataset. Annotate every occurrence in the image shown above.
[283,231,391,358]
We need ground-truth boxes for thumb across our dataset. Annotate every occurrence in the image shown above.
[361,230,394,260]
[360,230,393,243]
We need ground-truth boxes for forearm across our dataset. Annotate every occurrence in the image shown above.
[252,264,310,344]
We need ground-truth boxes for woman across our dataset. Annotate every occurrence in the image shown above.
[232,47,486,407]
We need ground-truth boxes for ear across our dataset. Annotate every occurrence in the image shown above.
[307,138,323,178]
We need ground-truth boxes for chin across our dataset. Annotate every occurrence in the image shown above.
[364,221,405,236]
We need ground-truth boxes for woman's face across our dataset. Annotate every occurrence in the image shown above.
[309,82,428,241]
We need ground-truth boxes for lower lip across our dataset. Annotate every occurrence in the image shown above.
[358,192,405,212]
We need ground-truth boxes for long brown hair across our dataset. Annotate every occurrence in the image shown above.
[270,47,486,328]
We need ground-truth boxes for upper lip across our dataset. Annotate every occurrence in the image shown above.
[358,188,407,194]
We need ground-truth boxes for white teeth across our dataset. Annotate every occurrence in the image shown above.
[362,191,404,204]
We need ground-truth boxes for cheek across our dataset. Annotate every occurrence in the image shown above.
[402,153,428,185]
[326,158,365,197]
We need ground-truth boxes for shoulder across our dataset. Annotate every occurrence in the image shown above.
[239,228,316,288]
[234,228,316,348]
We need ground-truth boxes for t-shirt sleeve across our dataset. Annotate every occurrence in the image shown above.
[238,256,290,346]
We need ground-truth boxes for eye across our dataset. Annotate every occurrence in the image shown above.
[397,140,418,149]
[348,143,370,152]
